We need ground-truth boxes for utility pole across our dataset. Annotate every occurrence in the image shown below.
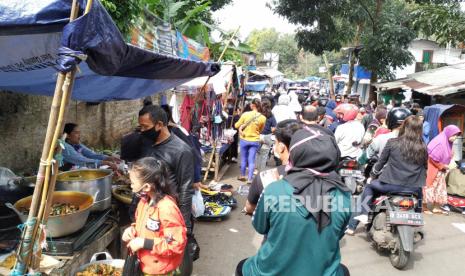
[323,53,335,99]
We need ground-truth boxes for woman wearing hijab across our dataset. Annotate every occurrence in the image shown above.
[236,127,351,276]
[424,125,462,214]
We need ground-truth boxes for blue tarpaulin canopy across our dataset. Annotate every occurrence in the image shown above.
[340,64,371,80]
[0,0,220,102]
[245,81,269,92]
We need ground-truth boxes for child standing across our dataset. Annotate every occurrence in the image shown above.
[123,157,187,275]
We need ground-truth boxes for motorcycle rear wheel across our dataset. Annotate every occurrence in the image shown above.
[389,232,410,269]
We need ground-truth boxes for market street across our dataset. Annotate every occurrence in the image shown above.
[193,164,465,276]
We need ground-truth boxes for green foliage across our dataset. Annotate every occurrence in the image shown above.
[411,2,465,46]
[101,0,232,46]
[358,0,416,80]
[271,0,418,80]
[246,28,299,74]
[101,0,142,37]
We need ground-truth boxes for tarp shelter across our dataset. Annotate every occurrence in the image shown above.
[0,0,220,102]
[245,81,270,92]
[374,63,465,97]
[176,63,237,94]
[425,104,465,139]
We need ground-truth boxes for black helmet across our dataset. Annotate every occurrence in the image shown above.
[310,94,319,102]
[386,107,412,130]
[318,97,329,107]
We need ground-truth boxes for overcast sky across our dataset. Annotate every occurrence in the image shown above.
[212,0,297,40]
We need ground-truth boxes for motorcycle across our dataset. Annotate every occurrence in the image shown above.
[338,157,365,194]
[367,191,424,269]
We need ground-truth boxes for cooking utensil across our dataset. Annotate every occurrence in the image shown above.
[12,191,93,238]
[56,169,113,211]
[72,252,125,276]
[112,186,133,205]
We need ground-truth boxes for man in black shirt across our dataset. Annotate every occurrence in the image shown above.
[135,105,195,275]
[300,104,334,137]
[244,119,301,214]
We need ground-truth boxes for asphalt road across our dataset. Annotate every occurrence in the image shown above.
[192,164,465,276]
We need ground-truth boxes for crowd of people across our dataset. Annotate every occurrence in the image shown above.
[59,90,461,275]
[233,91,461,275]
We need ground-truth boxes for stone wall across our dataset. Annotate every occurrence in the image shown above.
[0,91,151,174]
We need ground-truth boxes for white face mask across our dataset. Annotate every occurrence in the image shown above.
[273,143,283,159]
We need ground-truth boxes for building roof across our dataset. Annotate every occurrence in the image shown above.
[374,63,465,96]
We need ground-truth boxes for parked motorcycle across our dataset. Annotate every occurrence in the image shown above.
[367,191,424,269]
[338,157,365,194]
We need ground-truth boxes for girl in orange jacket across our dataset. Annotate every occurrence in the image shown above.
[122,157,187,275]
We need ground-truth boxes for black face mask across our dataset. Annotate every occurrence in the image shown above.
[140,127,160,143]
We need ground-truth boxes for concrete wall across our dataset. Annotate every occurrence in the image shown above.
[0,91,150,174]
[395,39,464,79]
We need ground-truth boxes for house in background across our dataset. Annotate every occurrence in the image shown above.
[394,39,464,79]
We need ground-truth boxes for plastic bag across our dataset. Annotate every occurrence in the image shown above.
[192,190,205,218]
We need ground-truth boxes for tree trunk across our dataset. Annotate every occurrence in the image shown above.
[323,53,335,99]
[346,24,362,96]
[368,0,384,104]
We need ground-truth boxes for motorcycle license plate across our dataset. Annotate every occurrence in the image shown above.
[389,211,424,226]
[340,169,363,178]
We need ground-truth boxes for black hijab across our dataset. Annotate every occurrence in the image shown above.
[284,127,350,232]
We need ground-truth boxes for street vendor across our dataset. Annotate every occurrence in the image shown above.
[61,123,119,171]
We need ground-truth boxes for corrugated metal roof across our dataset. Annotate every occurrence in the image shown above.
[374,63,465,96]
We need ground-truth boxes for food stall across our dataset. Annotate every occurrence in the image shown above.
[0,0,220,274]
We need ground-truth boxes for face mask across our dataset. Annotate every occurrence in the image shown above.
[133,183,149,198]
[273,145,281,159]
[141,127,160,142]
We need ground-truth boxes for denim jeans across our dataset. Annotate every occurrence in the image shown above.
[240,139,261,181]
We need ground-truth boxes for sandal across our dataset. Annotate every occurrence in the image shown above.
[432,208,447,215]
[424,210,433,215]
[237,176,247,182]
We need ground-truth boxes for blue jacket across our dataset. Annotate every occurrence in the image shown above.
[62,142,107,168]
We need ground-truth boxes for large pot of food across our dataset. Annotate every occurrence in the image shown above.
[56,169,113,211]
[73,252,124,276]
[12,191,93,238]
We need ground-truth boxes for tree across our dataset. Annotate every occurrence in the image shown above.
[101,0,142,36]
[246,28,299,75]
[411,2,465,46]
[272,0,418,101]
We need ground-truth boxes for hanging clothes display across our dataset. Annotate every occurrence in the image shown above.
[180,94,195,132]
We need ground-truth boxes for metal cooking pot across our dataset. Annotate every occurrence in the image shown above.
[56,169,113,211]
[72,252,125,276]
[12,191,93,238]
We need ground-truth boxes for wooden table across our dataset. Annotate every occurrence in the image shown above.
[202,143,232,182]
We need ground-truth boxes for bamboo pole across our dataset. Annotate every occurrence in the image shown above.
[13,0,84,273]
[32,70,77,268]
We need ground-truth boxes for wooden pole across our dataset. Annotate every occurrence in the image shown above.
[13,0,86,273]
[323,53,335,99]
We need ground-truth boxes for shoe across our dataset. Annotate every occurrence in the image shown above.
[345,228,355,236]
[237,176,247,182]
[441,205,450,212]
[246,180,252,185]
[354,214,368,224]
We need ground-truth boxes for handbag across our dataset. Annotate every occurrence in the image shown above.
[122,252,142,276]
[238,113,260,137]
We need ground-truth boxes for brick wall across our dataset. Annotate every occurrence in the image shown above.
[0,91,156,174]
